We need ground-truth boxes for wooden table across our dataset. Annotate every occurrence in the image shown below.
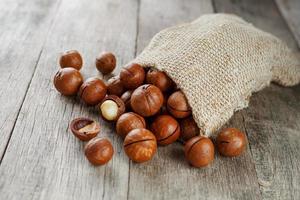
[0,0,299,199]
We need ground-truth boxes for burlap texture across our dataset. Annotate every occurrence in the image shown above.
[133,14,300,136]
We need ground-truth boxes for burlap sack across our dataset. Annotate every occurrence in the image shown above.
[133,14,300,136]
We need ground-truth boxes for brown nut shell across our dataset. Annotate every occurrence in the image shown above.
[150,115,180,146]
[120,63,145,89]
[180,117,200,141]
[95,52,116,75]
[116,112,146,138]
[124,128,157,163]
[216,128,247,157]
[184,136,214,168]
[146,68,174,92]
[79,77,107,105]
[70,117,100,141]
[84,137,114,165]
[167,91,191,118]
[59,50,83,70]
[158,94,169,115]
[99,95,125,121]
[120,90,133,111]
[107,76,125,96]
[130,84,164,117]
[53,68,83,96]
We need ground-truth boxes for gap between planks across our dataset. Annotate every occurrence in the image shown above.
[0,49,43,164]
[0,0,63,161]
[214,0,300,199]
[0,0,138,199]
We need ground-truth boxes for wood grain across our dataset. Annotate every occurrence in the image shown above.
[127,0,262,200]
[214,0,300,199]
[276,0,300,47]
[0,0,61,160]
[0,0,137,199]
[0,0,299,199]
[242,85,300,199]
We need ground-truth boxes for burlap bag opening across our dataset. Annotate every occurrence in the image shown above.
[132,14,300,136]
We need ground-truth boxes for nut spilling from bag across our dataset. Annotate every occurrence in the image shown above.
[53,14,300,167]
[53,51,249,168]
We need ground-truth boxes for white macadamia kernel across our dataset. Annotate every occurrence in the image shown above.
[100,100,118,120]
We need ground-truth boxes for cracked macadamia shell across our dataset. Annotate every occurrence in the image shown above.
[79,77,107,105]
[216,128,247,157]
[84,137,114,165]
[121,90,133,111]
[95,52,116,75]
[184,136,214,168]
[100,95,125,121]
[120,63,145,89]
[167,91,191,118]
[116,112,146,138]
[70,117,100,141]
[130,84,164,117]
[123,128,157,163]
[146,68,174,92]
[150,115,180,146]
[107,76,125,96]
[59,50,83,70]
[53,68,83,96]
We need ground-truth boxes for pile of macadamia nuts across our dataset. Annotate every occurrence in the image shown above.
[54,50,247,168]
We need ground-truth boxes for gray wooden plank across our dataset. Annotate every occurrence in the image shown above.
[276,0,300,47]
[242,85,300,199]
[127,0,262,200]
[0,0,138,199]
[0,0,61,160]
[214,0,298,51]
[214,0,300,199]
[136,0,214,53]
